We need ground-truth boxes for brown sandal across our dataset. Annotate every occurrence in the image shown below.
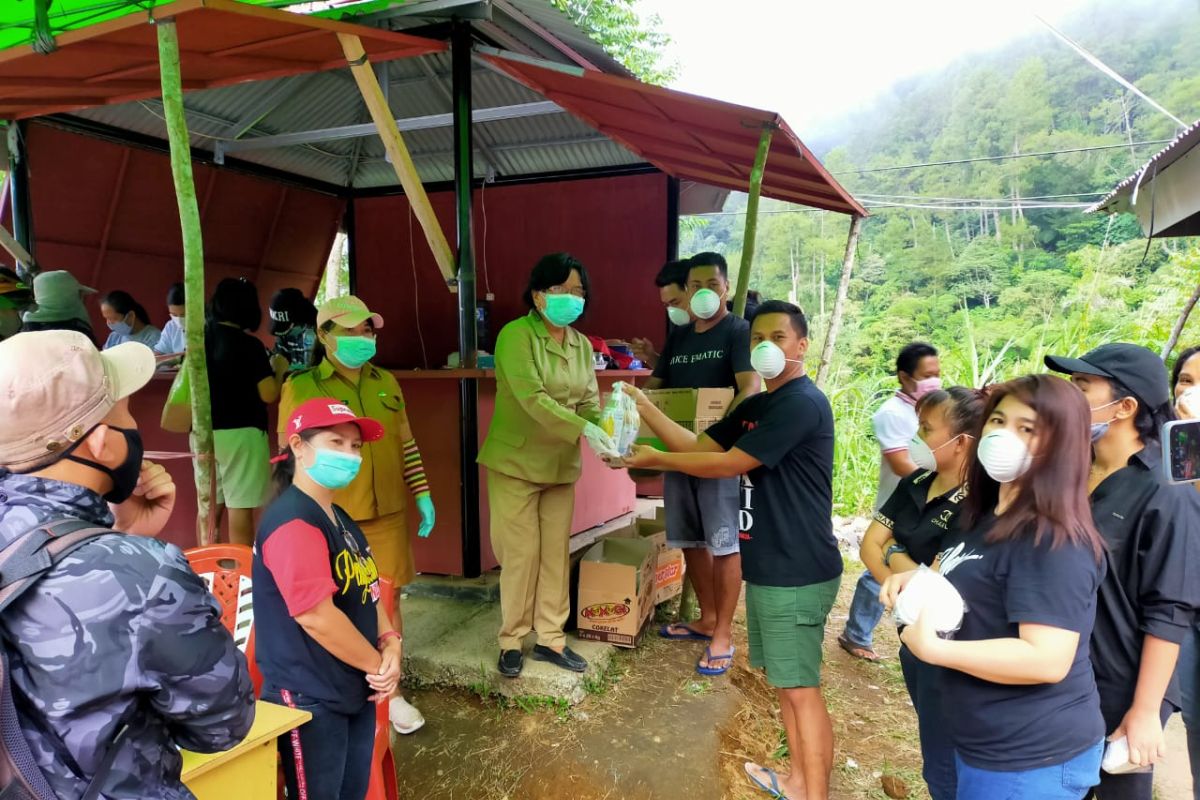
[837,632,882,662]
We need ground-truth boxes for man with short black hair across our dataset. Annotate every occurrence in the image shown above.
[839,341,941,662]
[0,330,254,798]
[630,260,692,369]
[628,300,841,800]
[642,252,760,676]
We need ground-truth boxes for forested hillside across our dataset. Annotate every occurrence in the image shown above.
[681,0,1200,510]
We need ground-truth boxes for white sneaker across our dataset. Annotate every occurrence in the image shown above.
[389,696,425,735]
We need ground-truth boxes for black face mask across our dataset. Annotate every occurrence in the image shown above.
[63,426,144,504]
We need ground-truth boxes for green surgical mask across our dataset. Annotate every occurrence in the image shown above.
[542,294,584,327]
[333,335,376,368]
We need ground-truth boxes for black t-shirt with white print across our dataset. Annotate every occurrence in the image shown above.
[937,513,1106,772]
[704,376,841,587]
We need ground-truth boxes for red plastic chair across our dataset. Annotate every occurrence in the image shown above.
[185,544,262,695]
[366,576,400,800]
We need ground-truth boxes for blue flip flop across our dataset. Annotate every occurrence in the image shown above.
[696,645,735,676]
[744,762,784,798]
[659,623,712,641]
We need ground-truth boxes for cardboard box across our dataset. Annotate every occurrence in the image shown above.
[637,388,735,449]
[635,507,667,551]
[654,547,686,604]
[576,537,656,648]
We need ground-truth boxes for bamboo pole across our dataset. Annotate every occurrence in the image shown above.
[1162,279,1200,362]
[157,19,216,545]
[815,214,864,389]
[337,33,456,286]
[732,125,774,318]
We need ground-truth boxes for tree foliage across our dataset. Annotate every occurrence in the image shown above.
[550,0,677,85]
[680,0,1200,511]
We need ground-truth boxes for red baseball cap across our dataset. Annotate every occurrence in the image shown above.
[284,397,385,442]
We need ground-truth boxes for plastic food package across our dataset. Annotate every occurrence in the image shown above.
[893,566,965,633]
[596,382,641,458]
[1101,736,1153,775]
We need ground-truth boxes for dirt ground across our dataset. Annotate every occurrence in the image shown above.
[393,571,931,800]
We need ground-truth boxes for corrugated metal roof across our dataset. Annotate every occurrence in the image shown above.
[1089,118,1200,214]
[70,44,648,189]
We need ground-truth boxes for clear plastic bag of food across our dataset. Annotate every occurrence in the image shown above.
[596,381,640,459]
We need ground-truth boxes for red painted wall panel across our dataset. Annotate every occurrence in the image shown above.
[12,123,344,347]
[3,124,344,550]
[354,173,672,368]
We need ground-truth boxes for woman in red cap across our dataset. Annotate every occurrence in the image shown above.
[253,397,402,800]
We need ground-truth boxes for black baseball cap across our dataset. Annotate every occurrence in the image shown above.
[268,288,317,336]
[1045,343,1170,411]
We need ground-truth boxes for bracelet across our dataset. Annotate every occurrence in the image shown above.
[377,630,402,648]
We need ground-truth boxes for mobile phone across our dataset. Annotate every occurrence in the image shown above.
[1162,419,1200,484]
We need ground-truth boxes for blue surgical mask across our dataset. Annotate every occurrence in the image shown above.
[332,335,376,369]
[303,446,362,490]
[107,316,132,336]
[1089,399,1120,443]
[542,294,584,327]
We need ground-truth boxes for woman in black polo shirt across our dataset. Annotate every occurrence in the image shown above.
[862,386,983,800]
[253,397,402,800]
[885,375,1107,800]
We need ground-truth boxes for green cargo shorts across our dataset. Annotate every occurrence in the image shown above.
[746,576,842,689]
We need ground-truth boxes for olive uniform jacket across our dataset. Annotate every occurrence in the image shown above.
[478,311,601,485]
[279,358,411,521]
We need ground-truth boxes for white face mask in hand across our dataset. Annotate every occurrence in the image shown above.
[975,429,1033,484]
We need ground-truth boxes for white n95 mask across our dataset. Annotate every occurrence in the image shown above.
[666,306,691,326]
[689,288,722,320]
[750,341,800,380]
[976,429,1033,484]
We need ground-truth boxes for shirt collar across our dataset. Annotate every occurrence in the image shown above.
[526,310,581,349]
[894,390,916,407]
[0,471,113,545]
[1131,441,1160,471]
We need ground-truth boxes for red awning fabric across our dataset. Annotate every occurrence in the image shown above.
[481,51,866,216]
[0,0,444,121]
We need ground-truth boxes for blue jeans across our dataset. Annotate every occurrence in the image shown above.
[1180,624,1200,800]
[900,645,957,800]
[842,570,885,649]
[955,741,1103,800]
[262,688,376,800]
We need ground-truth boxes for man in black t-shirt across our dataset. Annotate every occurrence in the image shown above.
[627,300,840,800]
[642,253,759,674]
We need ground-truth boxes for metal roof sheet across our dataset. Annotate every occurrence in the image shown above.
[1089,118,1200,214]
[0,0,443,120]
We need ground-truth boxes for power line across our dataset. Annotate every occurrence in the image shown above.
[1034,14,1186,128]
[836,139,1172,175]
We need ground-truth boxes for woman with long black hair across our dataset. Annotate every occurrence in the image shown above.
[884,375,1107,800]
[860,386,984,800]
[1045,343,1200,800]
[100,289,160,350]
[254,397,401,800]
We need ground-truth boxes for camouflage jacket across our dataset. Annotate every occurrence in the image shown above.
[0,471,255,799]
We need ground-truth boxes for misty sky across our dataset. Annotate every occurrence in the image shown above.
[636,0,1099,138]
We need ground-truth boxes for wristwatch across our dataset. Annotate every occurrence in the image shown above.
[883,544,907,569]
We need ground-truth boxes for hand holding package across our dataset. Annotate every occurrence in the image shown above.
[589,382,641,459]
[893,566,965,633]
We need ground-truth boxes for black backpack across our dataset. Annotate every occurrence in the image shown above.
[0,518,127,800]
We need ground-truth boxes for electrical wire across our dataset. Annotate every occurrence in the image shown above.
[835,139,1172,175]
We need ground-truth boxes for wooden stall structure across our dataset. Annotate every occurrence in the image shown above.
[0,0,864,577]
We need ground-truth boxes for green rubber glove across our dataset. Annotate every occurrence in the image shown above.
[416,494,436,538]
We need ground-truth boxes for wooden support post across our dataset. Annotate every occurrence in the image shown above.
[732,125,773,318]
[815,214,864,389]
[157,19,216,545]
[0,226,34,271]
[338,33,456,285]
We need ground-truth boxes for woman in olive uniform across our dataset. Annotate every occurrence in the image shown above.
[279,294,435,735]
[480,253,610,678]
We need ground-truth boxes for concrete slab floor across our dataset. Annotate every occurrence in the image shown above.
[400,594,619,705]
